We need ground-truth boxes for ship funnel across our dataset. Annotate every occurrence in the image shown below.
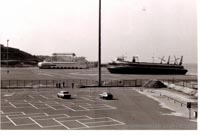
[179,56,183,65]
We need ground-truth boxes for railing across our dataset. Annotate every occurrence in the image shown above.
[0,79,145,89]
[162,79,198,90]
[1,79,197,89]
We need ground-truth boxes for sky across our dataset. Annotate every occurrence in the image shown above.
[0,0,197,63]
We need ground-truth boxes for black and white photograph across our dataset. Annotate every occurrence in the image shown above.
[0,0,198,135]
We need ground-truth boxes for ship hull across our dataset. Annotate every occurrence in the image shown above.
[38,62,88,69]
[107,63,188,75]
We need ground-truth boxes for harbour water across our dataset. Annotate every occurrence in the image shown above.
[183,63,197,75]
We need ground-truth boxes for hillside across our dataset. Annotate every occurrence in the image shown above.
[1,44,41,67]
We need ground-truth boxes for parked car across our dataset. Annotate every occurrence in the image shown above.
[99,92,113,100]
[57,91,71,99]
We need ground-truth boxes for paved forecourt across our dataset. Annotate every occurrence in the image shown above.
[1,88,124,129]
[1,87,197,130]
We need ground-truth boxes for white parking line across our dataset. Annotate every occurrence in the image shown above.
[0,111,4,114]
[53,118,70,129]
[1,121,11,124]
[84,120,114,124]
[39,100,42,103]
[55,101,59,104]
[6,116,17,126]
[40,95,49,99]
[8,102,17,108]
[85,123,124,129]
[79,117,113,124]
[85,115,93,119]
[45,104,56,110]
[79,106,89,111]
[64,114,70,117]
[10,113,47,119]
[76,120,89,128]
[88,108,116,111]
[44,113,49,116]
[62,105,76,111]
[107,117,125,125]
[81,97,96,102]
[71,123,123,130]
[28,117,43,128]
[28,103,39,109]
[28,95,35,99]
[33,114,69,121]
[4,113,24,117]
[104,104,117,109]
[41,125,63,128]
[56,118,91,122]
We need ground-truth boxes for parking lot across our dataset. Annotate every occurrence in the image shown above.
[1,87,197,130]
[1,88,125,129]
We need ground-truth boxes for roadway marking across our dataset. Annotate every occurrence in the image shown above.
[85,115,93,119]
[40,95,49,99]
[6,116,17,126]
[28,103,39,109]
[2,113,125,129]
[61,105,76,111]
[33,114,70,121]
[53,118,70,129]
[10,113,47,119]
[1,121,11,124]
[71,117,125,129]
[3,112,25,117]
[28,95,35,99]
[29,117,43,128]
[44,113,49,116]
[78,106,89,111]
[8,102,17,108]
[81,97,96,102]
[75,120,89,128]
[45,104,56,110]
[108,117,125,125]
[39,100,43,103]
[104,104,116,109]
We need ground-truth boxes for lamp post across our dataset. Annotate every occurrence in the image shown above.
[7,39,9,74]
[98,0,101,86]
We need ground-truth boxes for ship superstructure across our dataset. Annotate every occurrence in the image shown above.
[38,53,88,69]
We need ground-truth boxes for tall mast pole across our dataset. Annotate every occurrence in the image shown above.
[98,0,101,86]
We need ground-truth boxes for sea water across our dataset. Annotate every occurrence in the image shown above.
[183,63,197,76]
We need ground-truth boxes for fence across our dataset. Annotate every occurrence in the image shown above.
[162,79,198,90]
[0,79,145,89]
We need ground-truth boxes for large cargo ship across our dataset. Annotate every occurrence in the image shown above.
[38,53,88,69]
[107,56,188,75]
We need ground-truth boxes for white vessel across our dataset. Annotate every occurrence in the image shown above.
[38,53,88,69]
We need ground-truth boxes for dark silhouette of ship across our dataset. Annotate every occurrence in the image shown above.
[107,56,188,75]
